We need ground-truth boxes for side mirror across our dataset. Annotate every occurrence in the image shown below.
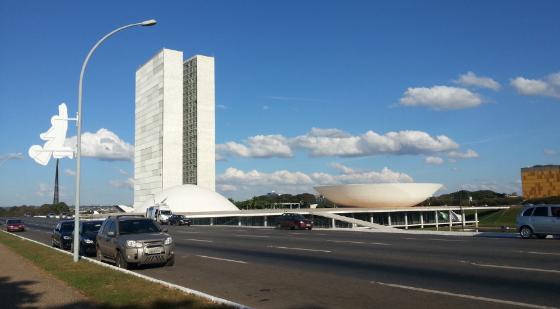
[107,231,115,237]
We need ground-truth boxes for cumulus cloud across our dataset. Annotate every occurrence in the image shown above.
[216,164,413,198]
[216,134,292,158]
[425,156,444,165]
[109,178,134,190]
[544,148,558,156]
[510,72,560,99]
[218,128,461,159]
[65,128,133,161]
[399,86,484,110]
[447,149,479,159]
[455,72,501,91]
[64,169,76,176]
[0,153,24,166]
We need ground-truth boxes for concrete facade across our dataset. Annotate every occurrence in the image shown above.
[521,165,560,199]
[134,49,215,209]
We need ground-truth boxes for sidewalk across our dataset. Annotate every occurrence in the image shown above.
[0,242,93,309]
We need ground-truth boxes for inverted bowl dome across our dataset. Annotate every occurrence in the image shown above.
[137,184,239,213]
[314,183,442,208]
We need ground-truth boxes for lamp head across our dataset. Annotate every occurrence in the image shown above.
[140,19,157,27]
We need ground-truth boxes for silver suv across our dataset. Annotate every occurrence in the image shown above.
[516,205,560,239]
[96,216,175,269]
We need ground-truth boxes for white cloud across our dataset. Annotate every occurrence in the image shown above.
[65,128,133,161]
[425,156,444,165]
[216,164,413,198]
[399,86,484,110]
[544,149,558,156]
[117,168,129,176]
[217,134,292,158]
[109,178,134,190]
[0,153,24,167]
[64,169,76,176]
[36,183,51,197]
[510,72,560,99]
[455,71,501,91]
[216,104,227,110]
[447,149,479,159]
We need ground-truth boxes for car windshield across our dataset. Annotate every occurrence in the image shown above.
[119,219,161,235]
[82,221,103,234]
[160,210,172,215]
[175,215,185,219]
[292,215,306,220]
[61,223,74,232]
[7,219,22,224]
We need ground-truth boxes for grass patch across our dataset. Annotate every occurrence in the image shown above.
[0,232,231,309]
[477,205,523,227]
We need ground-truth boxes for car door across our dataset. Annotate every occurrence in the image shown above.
[531,206,550,233]
[549,206,560,234]
[53,223,61,246]
[98,220,113,256]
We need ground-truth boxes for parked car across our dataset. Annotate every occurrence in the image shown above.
[275,213,313,230]
[168,214,191,226]
[517,204,560,239]
[51,220,75,249]
[72,219,104,256]
[47,213,56,219]
[6,219,25,232]
[96,215,175,269]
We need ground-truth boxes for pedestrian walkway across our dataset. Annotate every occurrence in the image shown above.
[0,242,92,309]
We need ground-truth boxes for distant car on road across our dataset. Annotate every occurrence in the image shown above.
[6,219,25,232]
[96,215,175,269]
[168,214,191,226]
[51,220,74,249]
[47,213,56,219]
[517,205,560,239]
[276,213,313,230]
[72,219,104,256]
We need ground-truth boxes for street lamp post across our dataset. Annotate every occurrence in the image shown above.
[73,20,157,262]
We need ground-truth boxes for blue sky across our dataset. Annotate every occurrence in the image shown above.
[1,0,559,206]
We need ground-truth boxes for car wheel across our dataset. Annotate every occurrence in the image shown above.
[536,234,547,239]
[116,252,129,269]
[51,238,56,247]
[519,226,533,239]
[166,255,175,267]
[96,247,103,262]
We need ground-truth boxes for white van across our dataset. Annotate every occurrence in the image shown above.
[145,205,173,225]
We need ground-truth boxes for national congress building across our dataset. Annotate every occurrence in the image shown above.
[134,49,215,208]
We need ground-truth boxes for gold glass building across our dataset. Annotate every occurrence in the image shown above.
[521,165,560,199]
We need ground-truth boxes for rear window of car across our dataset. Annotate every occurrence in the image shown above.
[532,207,549,217]
[522,208,534,216]
[82,221,103,233]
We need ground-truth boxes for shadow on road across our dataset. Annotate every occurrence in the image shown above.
[0,276,42,309]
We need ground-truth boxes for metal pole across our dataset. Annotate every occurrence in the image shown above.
[73,20,156,262]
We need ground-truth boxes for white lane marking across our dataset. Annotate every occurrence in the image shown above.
[461,260,560,275]
[520,251,560,256]
[174,230,201,234]
[234,234,270,238]
[196,255,248,264]
[403,237,418,240]
[184,238,213,243]
[427,238,465,242]
[326,240,390,246]
[370,281,556,309]
[268,246,331,253]
[316,233,328,236]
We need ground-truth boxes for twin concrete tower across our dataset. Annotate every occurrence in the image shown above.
[134,49,215,209]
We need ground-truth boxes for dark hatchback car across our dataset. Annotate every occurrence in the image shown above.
[74,220,104,256]
[6,219,25,232]
[168,215,191,226]
[51,220,74,249]
[276,213,313,230]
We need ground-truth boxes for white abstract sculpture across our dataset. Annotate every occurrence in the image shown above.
[28,103,75,166]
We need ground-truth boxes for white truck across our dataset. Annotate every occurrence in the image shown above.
[145,205,173,225]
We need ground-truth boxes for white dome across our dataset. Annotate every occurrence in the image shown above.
[314,183,442,208]
[138,185,239,213]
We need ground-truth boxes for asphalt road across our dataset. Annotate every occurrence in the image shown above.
[4,217,560,309]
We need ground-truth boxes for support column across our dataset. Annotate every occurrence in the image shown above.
[448,210,452,231]
[387,213,392,226]
[264,216,268,227]
[332,218,336,229]
[238,217,241,226]
[404,212,408,229]
[210,217,214,226]
[474,210,479,232]
[461,208,466,230]
[435,211,439,231]
[370,213,374,224]
[420,212,424,229]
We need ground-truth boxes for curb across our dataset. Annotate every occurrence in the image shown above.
[1,230,251,309]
